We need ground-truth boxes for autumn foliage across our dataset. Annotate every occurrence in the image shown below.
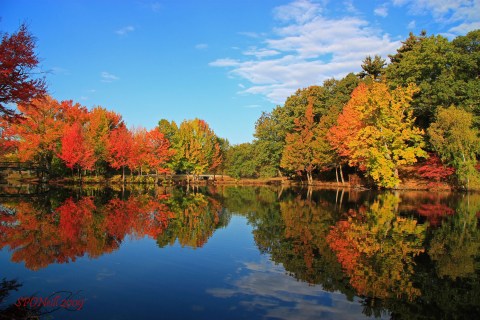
[0,24,47,119]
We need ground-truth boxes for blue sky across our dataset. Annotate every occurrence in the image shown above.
[2,0,479,144]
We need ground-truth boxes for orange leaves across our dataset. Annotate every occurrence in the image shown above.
[14,96,64,163]
[327,84,365,159]
[327,194,426,300]
[145,128,175,173]
[328,82,426,188]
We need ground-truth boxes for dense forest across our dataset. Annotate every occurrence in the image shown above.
[1,25,479,189]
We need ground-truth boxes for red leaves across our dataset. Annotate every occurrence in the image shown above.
[0,24,47,118]
[107,124,133,170]
[145,128,174,173]
[58,122,95,170]
[417,154,455,187]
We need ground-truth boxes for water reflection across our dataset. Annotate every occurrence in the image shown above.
[0,186,228,270]
[1,185,479,318]
[327,193,426,301]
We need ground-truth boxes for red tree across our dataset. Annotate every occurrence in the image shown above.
[417,153,455,188]
[58,122,95,174]
[0,24,47,119]
[145,128,174,183]
[107,124,133,183]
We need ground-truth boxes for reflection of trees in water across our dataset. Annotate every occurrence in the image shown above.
[156,189,230,249]
[221,186,358,299]
[327,193,426,301]
[2,186,480,318]
[218,187,480,319]
[0,186,228,270]
[0,278,41,319]
[428,193,480,280]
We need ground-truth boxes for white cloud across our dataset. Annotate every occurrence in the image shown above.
[207,259,365,320]
[115,25,135,36]
[243,47,281,59]
[210,0,400,104]
[101,71,120,82]
[195,43,208,50]
[374,4,389,17]
[407,20,416,29]
[391,0,480,34]
[209,58,240,67]
[242,104,262,108]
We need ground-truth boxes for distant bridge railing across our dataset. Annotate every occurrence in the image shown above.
[0,162,40,171]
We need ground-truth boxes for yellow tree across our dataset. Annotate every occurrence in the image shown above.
[176,119,217,182]
[345,82,426,188]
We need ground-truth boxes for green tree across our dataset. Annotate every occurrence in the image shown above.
[358,55,386,80]
[252,111,285,177]
[225,143,257,179]
[428,106,480,189]
[386,30,480,129]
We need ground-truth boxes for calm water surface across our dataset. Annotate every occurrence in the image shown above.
[0,185,479,319]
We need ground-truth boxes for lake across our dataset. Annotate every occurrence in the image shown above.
[1,185,479,319]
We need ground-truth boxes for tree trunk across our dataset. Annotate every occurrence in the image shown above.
[335,166,339,185]
[307,186,312,201]
[307,171,313,185]
[122,166,125,184]
[155,169,159,184]
[339,164,345,184]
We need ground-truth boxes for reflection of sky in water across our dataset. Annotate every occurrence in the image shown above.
[2,188,478,319]
[208,257,369,320]
[0,212,372,319]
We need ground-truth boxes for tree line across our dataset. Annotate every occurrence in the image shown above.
[225,30,480,189]
[1,24,479,188]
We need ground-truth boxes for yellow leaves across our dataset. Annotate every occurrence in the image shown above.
[328,193,427,300]
[342,81,426,188]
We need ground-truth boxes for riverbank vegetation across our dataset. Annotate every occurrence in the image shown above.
[1,25,479,189]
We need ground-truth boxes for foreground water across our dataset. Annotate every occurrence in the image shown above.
[0,185,479,319]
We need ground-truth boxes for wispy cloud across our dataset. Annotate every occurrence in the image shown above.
[101,71,119,83]
[238,31,265,39]
[195,43,208,50]
[242,104,262,108]
[407,20,416,29]
[343,0,358,14]
[374,4,389,17]
[116,25,135,36]
[391,0,480,34]
[210,0,400,104]
[207,258,365,320]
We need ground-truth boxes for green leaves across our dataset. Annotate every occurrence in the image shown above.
[428,106,480,188]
